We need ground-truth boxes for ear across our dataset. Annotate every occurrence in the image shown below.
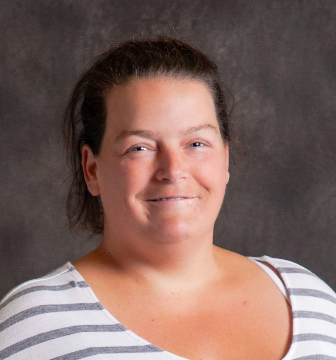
[224,143,230,185]
[82,144,100,196]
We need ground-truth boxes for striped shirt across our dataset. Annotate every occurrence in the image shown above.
[0,256,335,359]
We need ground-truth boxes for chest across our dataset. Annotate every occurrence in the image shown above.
[103,289,292,360]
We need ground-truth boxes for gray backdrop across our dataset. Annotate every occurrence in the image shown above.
[1,0,336,299]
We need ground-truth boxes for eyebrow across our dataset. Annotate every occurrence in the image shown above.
[185,124,218,135]
[115,129,155,143]
[114,124,218,143]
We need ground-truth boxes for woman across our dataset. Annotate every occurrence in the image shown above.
[1,37,335,360]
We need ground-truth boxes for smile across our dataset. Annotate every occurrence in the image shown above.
[150,197,186,201]
[147,196,197,202]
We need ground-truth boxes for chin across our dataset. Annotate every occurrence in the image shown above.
[148,221,210,244]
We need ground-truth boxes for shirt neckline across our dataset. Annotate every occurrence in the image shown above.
[66,256,296,360]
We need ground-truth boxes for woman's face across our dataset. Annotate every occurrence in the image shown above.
[83,77,229,243]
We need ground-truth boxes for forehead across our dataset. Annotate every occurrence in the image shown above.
[103,77,218,136]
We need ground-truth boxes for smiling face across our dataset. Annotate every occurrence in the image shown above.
[82,77,229,244]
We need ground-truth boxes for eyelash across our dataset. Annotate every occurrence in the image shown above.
[125,142,207,154]
[129,146,148,152]
[189,142,205,148]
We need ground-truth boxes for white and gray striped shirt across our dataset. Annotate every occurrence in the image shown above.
[0,256,335,359]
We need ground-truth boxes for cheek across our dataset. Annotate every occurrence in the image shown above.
[198,151,228,185]
[105,160,152,201]
[96,161,126,201]
[121,160,151,183]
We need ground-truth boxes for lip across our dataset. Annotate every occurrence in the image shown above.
[146,196,198,201]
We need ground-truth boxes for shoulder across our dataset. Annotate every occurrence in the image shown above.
[0,262,86,311]
[252,256,336,328]
[0,263,99,353]
[251,255,336,300]
[251,256,336,356]
[252,255,336,294]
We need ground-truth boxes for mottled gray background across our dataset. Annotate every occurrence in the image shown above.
[1,0,336,299]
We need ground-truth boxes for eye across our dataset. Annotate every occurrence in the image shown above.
[189,142,205,148]
[129,146,148,152]
[122,142,155,156]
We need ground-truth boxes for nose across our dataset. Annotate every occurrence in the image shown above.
[155,146,187,182]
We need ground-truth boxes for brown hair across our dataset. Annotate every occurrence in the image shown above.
[63,36,230,235]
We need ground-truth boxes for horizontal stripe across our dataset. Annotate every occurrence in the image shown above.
[289,289,336,305]
[277,267,315,276]
[0,267,76,305]
[294,356,336,359]
[293,311,336,325]
[1,258,336,359]
[0,303,103,332]
[0,281,88,311]
[293,333,336,346]
[51,345,163,360]
[0,325,126,360]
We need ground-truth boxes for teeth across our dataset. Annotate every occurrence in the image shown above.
[154,197,185,201]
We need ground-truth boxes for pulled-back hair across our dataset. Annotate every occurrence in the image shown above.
[63,36,230,235]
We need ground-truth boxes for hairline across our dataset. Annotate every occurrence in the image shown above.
[101,74,222,150]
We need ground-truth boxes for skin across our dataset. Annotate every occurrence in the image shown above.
[74,77,292,360]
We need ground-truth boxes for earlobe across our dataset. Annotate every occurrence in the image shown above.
[82,144,100,196]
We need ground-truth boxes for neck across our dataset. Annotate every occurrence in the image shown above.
[94,227,225,292]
